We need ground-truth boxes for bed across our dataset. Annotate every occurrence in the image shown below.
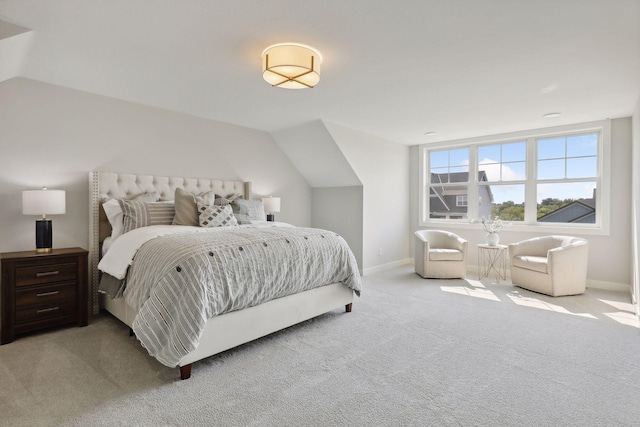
[88,171,361,379]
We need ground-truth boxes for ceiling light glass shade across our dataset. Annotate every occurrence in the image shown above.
[262,43,322,89]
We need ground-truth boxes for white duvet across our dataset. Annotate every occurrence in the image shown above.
[98,222,294,280]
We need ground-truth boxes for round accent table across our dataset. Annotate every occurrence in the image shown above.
[477,244,508,283]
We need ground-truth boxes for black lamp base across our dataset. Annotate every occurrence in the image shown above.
[267,214,274,222]
[35,218,53,253]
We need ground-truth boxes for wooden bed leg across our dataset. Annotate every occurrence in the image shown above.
[345,303,352,313]
[180,364,192,380]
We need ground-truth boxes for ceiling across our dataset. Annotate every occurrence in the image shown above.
[0,0,639,145]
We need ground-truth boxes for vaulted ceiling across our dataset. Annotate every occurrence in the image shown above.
[1,0,638,145]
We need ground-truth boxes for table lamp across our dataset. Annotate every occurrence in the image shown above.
[22,187,66,253]
[262,197,281,222]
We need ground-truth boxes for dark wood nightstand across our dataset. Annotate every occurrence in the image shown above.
[1,247,88,344]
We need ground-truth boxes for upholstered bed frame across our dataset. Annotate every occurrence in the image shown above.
[88,171,353,379]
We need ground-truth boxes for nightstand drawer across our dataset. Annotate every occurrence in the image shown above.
[15,262,77,287]
[15,282,77,308]
[15,301,77,324]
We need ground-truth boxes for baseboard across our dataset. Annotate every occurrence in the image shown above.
[586,279,630,293]
[363,258,412,276]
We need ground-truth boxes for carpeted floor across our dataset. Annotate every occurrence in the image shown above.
[1,265,640,426]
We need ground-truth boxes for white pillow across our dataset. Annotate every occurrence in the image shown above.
[102,199,124,240]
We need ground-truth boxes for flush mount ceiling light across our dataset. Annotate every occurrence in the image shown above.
[262,43,322,89]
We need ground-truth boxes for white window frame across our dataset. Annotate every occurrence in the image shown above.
[418,120,611,235]
[456,195,468,207]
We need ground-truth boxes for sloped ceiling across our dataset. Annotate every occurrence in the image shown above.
[271,120,361,188]
[0,0,638,145]
[0,19,31,82]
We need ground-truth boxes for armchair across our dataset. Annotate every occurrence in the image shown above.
[508,235,588,296]
[414,230,468,279]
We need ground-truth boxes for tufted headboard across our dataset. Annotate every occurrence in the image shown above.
[88,171,251,314]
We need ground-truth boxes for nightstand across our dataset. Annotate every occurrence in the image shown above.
[1,247,88,344]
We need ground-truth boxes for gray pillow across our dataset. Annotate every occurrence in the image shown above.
[232,213,252,225]
[172,188,214,226]
[214,192,242,206]
[232,198,266,222]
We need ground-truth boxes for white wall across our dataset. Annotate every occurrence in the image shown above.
[0,78,311,253]
[632,99,640,307]
[312,186,363,274]
[324,122,411,273]
[0,21,31,83]
[411,117,633,290]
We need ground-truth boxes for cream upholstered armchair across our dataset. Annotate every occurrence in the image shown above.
[414,230,468,279]
[508,235,589,297]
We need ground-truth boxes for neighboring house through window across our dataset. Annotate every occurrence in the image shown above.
[429,170,492,219]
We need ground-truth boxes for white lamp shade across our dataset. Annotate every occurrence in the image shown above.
[262,43,322,89]
[22,189,66,216]
[262,197,281,213]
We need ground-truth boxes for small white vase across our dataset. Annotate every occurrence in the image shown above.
[485,232,500,246]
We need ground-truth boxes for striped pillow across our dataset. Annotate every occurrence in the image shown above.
[119,200,175,234]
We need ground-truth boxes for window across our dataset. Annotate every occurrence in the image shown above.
[419,121,609,232]
[536,133,598,223]
[478,141,526,221]
[428,148,469,220]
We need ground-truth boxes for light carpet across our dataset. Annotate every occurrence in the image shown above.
[1,266,640,426]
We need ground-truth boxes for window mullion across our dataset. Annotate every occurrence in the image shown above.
[524,137,537,224]
[467,146,478,219]
[421,147,428,223]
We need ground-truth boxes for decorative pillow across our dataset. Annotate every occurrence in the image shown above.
[119,200,175,234]
[197,202,238,227]
[233,213,252,225]
[232,198,266,222]
[102,192,160,240]
[172,188,215,226]
[214,192,242,206]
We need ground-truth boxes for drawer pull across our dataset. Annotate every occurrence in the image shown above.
[36,291,60,297]
[36,307,60,314]
[36,271,60,278]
